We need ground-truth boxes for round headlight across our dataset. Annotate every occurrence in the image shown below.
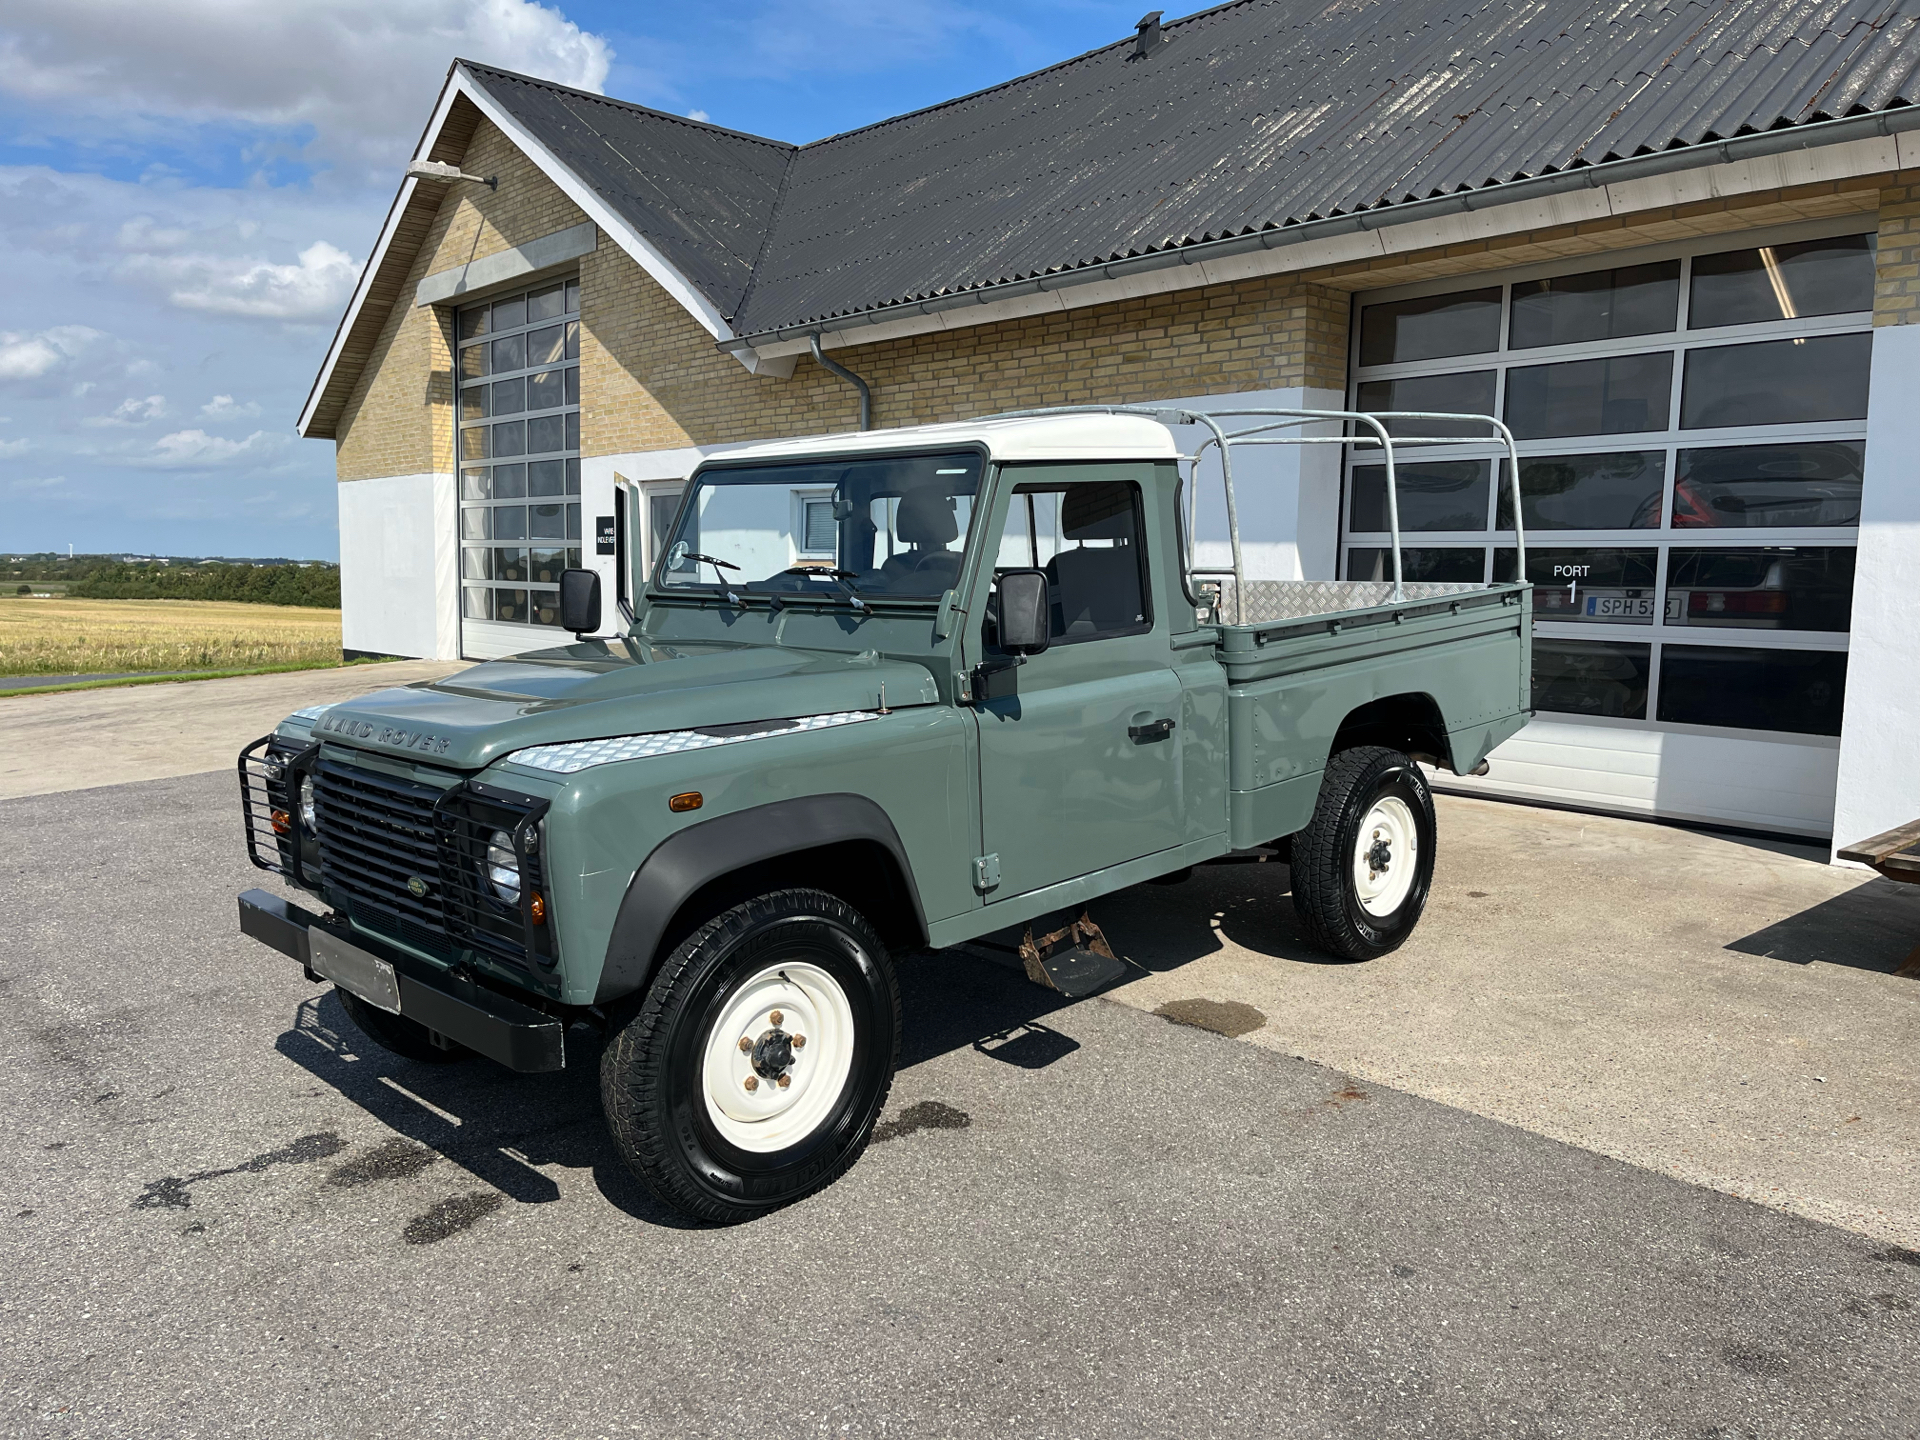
[299,775,317,833]
[486,828,521,903]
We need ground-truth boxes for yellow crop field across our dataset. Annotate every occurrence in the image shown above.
[0,597,343,678]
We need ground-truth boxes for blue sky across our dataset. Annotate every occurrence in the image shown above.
[0,0,1147,560]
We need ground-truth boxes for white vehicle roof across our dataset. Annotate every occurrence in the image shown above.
[708,412,1178,466]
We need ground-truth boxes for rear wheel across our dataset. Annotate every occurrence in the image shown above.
[334,987,468,1063]
[600,888,899,1225]
[1290,746,1436,961]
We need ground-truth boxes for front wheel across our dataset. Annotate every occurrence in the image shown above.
[1290,746,1437,961]
[600,888,900,1225]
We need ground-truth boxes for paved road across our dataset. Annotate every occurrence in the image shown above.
[3,772,1918,1439]
[0,660,461,799]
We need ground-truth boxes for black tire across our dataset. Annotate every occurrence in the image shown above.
[1290,746,1436,961]
[600,888,900,1225]
[335,987,469,1063]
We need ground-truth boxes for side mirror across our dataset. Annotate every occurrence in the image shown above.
[559,569,602,637]
[996,569,1050,655]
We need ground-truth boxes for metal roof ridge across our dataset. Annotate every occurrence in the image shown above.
[786,0,1259,153]
[456,57,798,153]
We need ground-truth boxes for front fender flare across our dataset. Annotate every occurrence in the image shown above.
[595,793,927,1005]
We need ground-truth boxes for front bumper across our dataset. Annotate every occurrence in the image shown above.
[239,888,567,1072]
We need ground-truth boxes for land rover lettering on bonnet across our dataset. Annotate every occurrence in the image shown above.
[234,408,1532,1224]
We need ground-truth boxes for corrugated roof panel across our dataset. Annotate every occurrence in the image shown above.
[455,0,1920,336]
[463,63,794,320]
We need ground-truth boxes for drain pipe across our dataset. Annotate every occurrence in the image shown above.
[810,334,872,431]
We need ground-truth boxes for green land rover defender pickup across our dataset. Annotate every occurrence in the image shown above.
[237,406,1533,1223]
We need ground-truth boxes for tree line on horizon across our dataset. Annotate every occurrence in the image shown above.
[8,557,341,609]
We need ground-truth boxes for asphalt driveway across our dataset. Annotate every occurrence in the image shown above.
[3,770,1918,1439]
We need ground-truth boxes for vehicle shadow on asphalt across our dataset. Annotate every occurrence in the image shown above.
[1086,863,1356,970]
[270,943,1150,1228]
[1726,874,1920,977]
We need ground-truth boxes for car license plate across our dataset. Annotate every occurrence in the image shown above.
[309,929,401,1013]
[1584,593,1654,619]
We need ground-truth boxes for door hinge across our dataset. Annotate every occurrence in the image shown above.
[973,853,1001,893]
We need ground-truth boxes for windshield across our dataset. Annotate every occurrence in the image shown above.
[656,452,982,599]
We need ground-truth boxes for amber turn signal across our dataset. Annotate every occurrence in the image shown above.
[528,890,547,925]
[668,792,703,813]
[270,808,292,835]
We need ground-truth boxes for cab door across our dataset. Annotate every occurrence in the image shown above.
[969,465,1185,899]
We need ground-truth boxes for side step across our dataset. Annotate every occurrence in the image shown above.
[1019,913,1132,999]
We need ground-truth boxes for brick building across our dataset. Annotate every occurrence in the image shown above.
[299,1,1920,853]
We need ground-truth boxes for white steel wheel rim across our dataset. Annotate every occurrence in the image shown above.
[701,960,856,1154]
[1353,795,1418,918]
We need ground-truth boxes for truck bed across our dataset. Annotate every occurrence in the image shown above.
[1202,579,1533,849]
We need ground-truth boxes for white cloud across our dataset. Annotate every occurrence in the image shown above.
[687,109,711,122]
[0,324,102,382]
[7,474,66,491]
[83,393,168,427]
[0,0,613,178]
[201,393,261,419]
[120,240,360,322]
[0,436,32,456]
[141,427,290,468]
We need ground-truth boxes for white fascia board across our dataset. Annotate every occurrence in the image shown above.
[297,173,425,437]
[742,132,1902,365]
[301,66,763,437]
[449,66,751,368]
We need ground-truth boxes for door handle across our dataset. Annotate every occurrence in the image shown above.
[1128,717,1176,742]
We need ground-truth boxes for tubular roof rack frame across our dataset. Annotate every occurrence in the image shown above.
[989,405,1527,625]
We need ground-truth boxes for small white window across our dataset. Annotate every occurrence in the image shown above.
[801,496,836,553]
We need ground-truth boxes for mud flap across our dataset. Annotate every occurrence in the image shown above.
[1018,912,1132,999]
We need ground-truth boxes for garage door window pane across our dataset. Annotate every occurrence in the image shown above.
[1346,547,1485,582]
[1657,646,1847,735]
[1505,352,1672,439]
[1497,451,1664,531]
[490,377,524,415]
[1354,371,1497,436]
[1680,333,1870,429]
[1349,462,1487,532]
[1665,547,1854,632]
[1358,288,1501,366]
[1532,639,1650,719]
[1688,235,1874,329]
[1494,547,1658,623]
[1672,442,1863,528]
[1509,261,1679,349]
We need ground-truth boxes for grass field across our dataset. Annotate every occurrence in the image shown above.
[0,597,343,679]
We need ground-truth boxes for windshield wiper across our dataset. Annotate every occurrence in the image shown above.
[684,552,743,606]
[784,566,868,613]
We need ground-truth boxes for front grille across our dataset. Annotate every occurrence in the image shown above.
[313,756,448,933]
[311,756,551,971]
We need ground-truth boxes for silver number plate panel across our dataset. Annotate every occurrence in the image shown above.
[310,929,401,1014]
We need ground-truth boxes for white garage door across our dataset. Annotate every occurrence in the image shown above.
[1347,219,1870,838]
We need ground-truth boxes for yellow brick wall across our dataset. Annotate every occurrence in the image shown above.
[1875,171,1920,325]
[579,245,1350,454]
[333,119,590,481]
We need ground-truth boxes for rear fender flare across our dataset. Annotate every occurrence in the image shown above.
[595,794,926,1005]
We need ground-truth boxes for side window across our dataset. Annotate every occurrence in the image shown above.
[991,481,1150,645]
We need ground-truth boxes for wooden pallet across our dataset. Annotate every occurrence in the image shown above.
[1838,818,1920,885]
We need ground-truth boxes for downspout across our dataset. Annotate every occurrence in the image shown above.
[810,334,872,431]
